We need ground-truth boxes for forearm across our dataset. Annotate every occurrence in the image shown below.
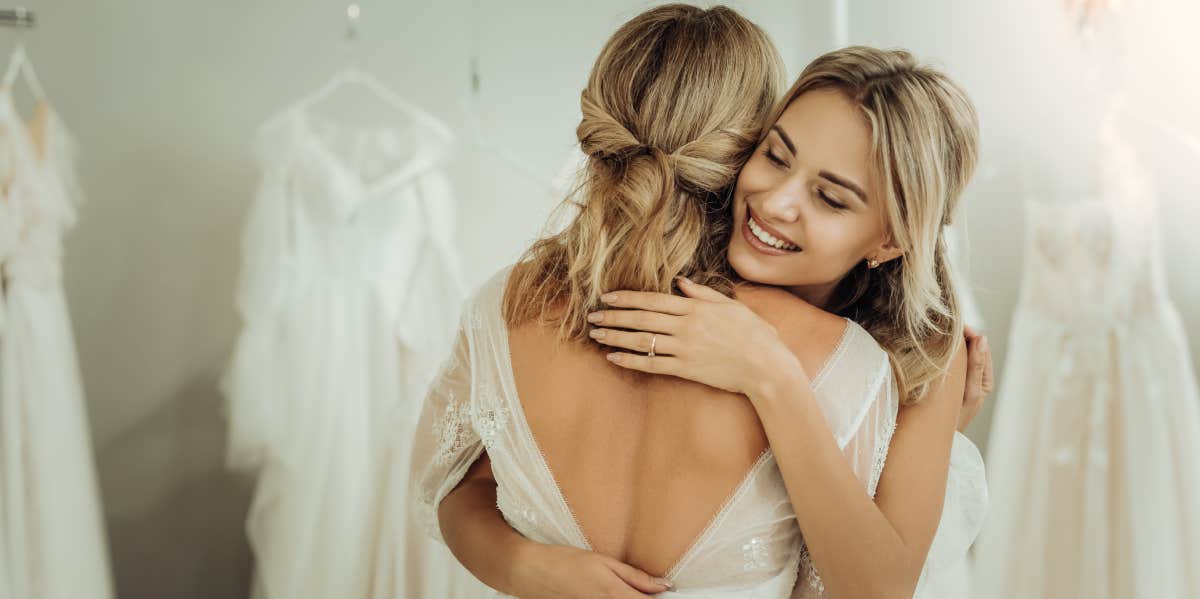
[437,477,535,595]
[750,369,917,599]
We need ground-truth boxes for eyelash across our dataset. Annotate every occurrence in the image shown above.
[760,148,847,211]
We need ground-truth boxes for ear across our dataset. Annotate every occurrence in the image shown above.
[873,234,904,265]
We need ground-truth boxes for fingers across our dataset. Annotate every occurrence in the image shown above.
[605,351,680,375]
[674,275,731,302]
[958,331,993,432]
[601,290,694,315]
[589,328,679,356]
[587,309,681,334]
[979,336,994,394]
[605,559,674,594]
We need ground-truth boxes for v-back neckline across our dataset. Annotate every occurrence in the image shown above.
[490,279,855,579]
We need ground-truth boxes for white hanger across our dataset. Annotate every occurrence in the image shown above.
[258,65,453,146]
[2,43,46,100]
[257,3,452,147]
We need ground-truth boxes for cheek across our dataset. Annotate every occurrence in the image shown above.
[734,159,774,198]
[805,222,874,269]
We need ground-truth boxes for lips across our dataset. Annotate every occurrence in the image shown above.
[746,206,800,248]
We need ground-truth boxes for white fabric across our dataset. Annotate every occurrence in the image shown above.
[219,98,482,599]
[0,72,115,597]
[915,220,989,597]
[972,118,1200,598]
[411,264,988,598]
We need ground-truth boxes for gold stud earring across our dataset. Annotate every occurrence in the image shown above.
[867,258,880,269]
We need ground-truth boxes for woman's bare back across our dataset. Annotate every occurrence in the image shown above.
[507,282,848,577]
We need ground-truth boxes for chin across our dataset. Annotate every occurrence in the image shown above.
[728,247,799,287]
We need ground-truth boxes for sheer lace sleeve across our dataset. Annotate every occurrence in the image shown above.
[218,129,296,472]
[795,362,900,597]
[408,302,486,543]
[795,356,990,598]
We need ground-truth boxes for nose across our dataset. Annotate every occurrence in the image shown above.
[756,177,804,224]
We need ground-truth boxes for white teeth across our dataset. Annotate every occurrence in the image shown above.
[749,216,798,251]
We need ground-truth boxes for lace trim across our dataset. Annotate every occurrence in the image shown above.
[487,275,594,551]
[665,447,775,580]
[810,317,854,391]
[868,416,898,498]
[797,543,826,594]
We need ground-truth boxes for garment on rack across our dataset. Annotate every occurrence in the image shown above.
[972,113,1200,599]
[220,79,477,598]
[0,45,115,599]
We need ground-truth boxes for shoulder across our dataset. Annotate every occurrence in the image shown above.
[733,284,859,377]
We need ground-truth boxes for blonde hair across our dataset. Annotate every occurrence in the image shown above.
[774,46,980,406]
[503,4,784,342]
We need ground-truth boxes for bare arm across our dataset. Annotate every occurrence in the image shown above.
[437,453,673,599]
[752,344,966,599]
[436,453,530,594]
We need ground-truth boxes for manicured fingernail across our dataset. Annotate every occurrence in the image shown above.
[675,275,689,284]
[587,312,603,323]
[652,577,674,589]
[589,328,605,338]
[607,353,621,362]
[601,292,617,303]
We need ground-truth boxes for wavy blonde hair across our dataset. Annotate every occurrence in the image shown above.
[775,47,980,406]
[503,4,784,342]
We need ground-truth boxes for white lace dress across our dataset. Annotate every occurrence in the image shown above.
[411,264,987,598]
[220,103,476,599]
[0,81,114,597]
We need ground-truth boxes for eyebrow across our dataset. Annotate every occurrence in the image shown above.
[770,125,795,153]
[770,124,869,205]
[820,170,868,205]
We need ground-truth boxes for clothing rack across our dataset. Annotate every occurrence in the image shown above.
[0,7,34,28]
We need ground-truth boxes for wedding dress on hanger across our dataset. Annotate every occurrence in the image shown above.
[0,44,115,599]
[972,97,1200,599]
[219,65,469,599]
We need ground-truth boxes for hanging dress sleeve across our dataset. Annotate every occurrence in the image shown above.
[219,125,297,471]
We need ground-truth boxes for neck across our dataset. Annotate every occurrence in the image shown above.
[785,280,838,312]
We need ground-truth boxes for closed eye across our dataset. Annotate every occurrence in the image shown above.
[762,148,787,169]
[819,190,845,210]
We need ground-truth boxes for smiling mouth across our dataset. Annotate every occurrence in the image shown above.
[744,207,801,253]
